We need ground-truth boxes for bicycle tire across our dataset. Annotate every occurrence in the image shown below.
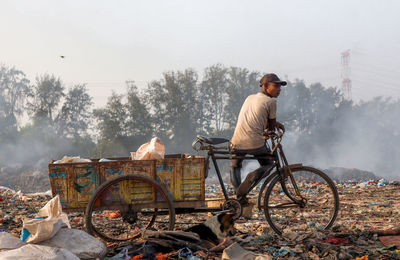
[85,174,175,241]
[263,166,339,236]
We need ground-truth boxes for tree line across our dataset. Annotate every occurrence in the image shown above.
[0,63,399,177]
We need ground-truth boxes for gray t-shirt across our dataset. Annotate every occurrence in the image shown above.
[231,92,277,150]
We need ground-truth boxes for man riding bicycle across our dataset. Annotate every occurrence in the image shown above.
[230,73,286,201]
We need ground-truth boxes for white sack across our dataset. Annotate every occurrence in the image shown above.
[39,228,107,259]
[21,195,70,243]
[0,232,25,251]
[222,242,272,260]
[0,244,79,260]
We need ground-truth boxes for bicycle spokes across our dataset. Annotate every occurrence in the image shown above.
[264,166,339,236]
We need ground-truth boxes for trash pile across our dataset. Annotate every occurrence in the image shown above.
[0,178,399,259]
[0,195,106,259]
[324,167,379,182]
[0,168,50,193]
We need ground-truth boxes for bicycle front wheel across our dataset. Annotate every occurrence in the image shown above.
[263,166,339,236]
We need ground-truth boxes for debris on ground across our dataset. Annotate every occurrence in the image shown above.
[0,195,107,259]
[0,179,399,259]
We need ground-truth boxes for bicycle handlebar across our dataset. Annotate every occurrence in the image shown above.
[263,129,284,139]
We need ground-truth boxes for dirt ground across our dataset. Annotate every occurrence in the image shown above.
[1,181,399,259]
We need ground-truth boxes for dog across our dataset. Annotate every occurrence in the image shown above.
[186,212,235,245]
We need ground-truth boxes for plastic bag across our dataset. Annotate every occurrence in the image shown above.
[133,137,165,160]
[21,195,71,243]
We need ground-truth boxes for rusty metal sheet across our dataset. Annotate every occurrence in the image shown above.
[98,160,155,181]
[156,159,179,201]
[99,161,124,182]
[67,163,99,208]
[99,160,156,206]
[48,164,69,207]
[123,160,155,179]
[180,158,205,201]
[155,157,205,202]
[120,178,155,204]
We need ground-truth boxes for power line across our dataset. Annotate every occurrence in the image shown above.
[352,78,400,91]
[352,63,400,77]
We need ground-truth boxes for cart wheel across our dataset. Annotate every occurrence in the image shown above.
[85,174,175,241]
[222,199,242,219]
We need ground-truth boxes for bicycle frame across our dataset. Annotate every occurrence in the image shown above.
[205,147,278,200]
[197,133,305,206]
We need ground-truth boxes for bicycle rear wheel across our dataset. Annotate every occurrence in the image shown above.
[263,166,339,236]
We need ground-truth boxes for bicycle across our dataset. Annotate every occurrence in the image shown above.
[192,130,339,236]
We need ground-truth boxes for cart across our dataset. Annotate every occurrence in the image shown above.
[48,154,225,241]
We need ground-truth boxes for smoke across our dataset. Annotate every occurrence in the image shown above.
[0,123,92,170]
[230,85,400,182]
[0,132,74,169]
[278,96,400,180]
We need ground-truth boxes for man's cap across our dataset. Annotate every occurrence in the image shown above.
[260,73,287,87]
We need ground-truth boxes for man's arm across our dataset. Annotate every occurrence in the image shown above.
[267,99,284,132]
[268,118,285,133]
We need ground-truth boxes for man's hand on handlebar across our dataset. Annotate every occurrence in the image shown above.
[264,129,280,138]
[276,122,285,133]
[267,118,285,134]
[264,125,285,139]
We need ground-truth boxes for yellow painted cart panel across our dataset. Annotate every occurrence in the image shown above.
[48,165,69,206]
[67,163,99,208]
[48,155,205,211]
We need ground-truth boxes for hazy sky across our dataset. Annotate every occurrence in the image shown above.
[1,0,399,107]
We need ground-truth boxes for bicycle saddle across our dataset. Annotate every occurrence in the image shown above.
[196,135,230,145]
